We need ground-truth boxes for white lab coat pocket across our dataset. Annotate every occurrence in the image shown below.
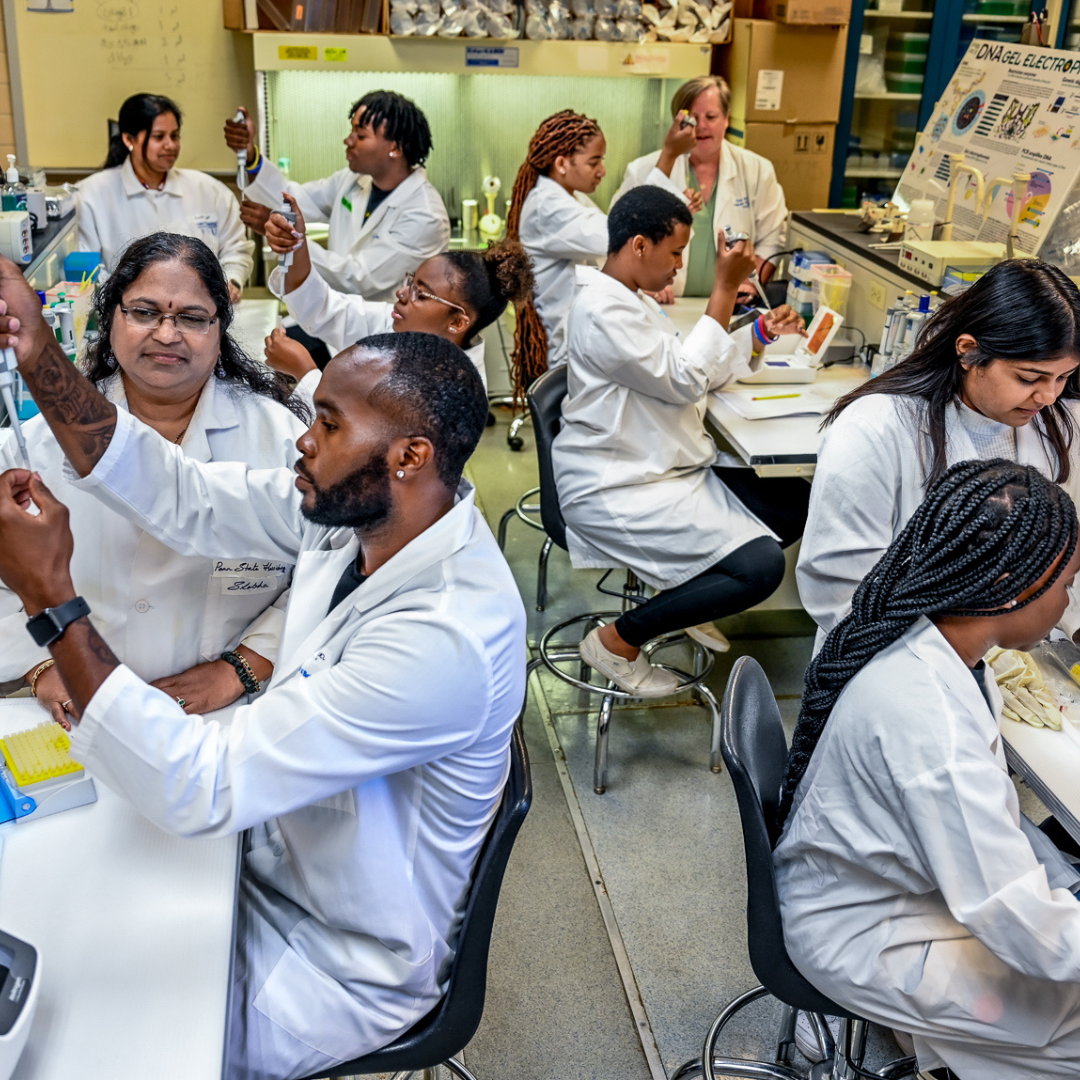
[198,560,289,661]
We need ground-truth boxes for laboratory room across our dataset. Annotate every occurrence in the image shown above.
[7,0,1080,1078]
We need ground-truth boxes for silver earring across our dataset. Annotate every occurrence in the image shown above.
[389,151,396,157]
[396,469,405,478]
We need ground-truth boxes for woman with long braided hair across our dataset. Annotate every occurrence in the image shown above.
[798,258,1080,651]
[776,459,1080,1078]
[506,109,609,396]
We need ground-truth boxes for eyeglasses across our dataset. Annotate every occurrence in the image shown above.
[119,304,218,336]
[401,273,469,324]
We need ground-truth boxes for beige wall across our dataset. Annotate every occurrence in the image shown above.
[0,6,15,160]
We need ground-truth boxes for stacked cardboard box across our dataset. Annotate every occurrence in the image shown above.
[718,16,849,211]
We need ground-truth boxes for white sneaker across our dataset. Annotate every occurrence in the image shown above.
[685,622,731,652]
[579,626,681,698]
[794,1011,840,1063]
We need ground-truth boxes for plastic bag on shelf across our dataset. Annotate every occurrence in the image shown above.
[487,0,514,12]
[615,17,642,38]
[438,11,466,33]
[486,8,519,34]
[594,14,619,37]
[390,10,418,32]
[571,13,594,36]
[616,0,641,17]
[415,8,444,32]
[525,10,552,36]
[550,3,573,37]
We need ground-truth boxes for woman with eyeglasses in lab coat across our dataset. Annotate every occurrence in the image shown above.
[798,259,1080,651]
[257,192,534,401]
[77,94,254,304]
[0,233,307,723]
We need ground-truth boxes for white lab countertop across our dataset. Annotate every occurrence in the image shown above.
[661,298,868,478]
[1003,718,1080,847]
[0,699,239,1080]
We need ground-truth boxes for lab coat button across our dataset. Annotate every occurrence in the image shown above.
[134,599,151,613]
[271,843,284,857]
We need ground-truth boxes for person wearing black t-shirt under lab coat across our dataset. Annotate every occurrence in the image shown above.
[225,91,450,367]
[552,185,806,694]
[0,253,525,1080]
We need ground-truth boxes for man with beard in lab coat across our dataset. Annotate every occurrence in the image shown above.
[0,255,525,1080]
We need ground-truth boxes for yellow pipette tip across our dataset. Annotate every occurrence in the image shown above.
[1,722,83,787]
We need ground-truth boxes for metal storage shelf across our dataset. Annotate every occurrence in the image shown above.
[961,13,1029,21]
[251,32,713,76]
[844,166,904,177]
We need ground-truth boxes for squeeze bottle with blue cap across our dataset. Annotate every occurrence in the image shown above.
[1,157,26,213]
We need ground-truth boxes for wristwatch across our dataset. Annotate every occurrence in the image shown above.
[26,596,91,647]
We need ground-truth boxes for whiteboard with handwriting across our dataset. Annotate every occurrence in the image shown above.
[4,0,256,171]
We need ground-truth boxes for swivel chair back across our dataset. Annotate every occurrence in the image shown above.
[298,719,533,1080]
[672,657,916,1080]
[526,365,569,552]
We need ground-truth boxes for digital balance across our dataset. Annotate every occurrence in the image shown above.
[0,928,38,1080]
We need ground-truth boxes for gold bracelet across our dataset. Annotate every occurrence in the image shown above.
[29,658,55,697]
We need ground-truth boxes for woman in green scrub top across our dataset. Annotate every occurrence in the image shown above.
[615,75,789,299]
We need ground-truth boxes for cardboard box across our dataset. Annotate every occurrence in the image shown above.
[719,18,848,125]
[755,0,851,24]
[727,121,835,211]
[222,0,244,28]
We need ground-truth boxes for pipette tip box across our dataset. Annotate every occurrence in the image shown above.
[0,723,96,825]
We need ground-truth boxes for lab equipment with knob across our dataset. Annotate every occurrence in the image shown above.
[0,926,38,1080]
[479,175,503,243]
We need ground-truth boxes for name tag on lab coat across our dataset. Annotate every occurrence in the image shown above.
[212,560,288,592]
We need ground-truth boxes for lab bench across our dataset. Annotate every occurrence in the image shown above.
[0,698,239,1080]
[21,212,78,295]
[785,210,930,353]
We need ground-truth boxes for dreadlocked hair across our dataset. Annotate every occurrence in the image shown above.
[349,90,433,167]
[775,458,1078,837]
[507,109,602,404]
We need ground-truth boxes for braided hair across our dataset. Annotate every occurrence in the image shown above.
[506,109,603,402]
[349,90,433,167]
[776,458,1078,835]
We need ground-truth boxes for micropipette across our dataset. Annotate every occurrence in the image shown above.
[233,109,247,193]
[278,201,298,273]
[0,347,29,470]
[725,230,772,310]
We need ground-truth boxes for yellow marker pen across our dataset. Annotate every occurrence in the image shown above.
[752,393,801,401]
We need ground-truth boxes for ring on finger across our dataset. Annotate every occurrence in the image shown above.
[176,696,186,708]
[62,699,72,712]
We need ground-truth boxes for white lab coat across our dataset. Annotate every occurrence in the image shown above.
[614,142,788,296]
[551,265,772,589]
[517,175,608,368]
[775,616,1080,1078]
[796,393,1080,648]
[76,159,255,287]
[268,265,487,390]
[65,406,526,1074]
[0,375,305,684]
[246,160,450,300]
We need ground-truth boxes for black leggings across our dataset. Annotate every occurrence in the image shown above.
[614,469,810,648]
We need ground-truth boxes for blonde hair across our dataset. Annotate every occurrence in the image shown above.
[671,75,731,119]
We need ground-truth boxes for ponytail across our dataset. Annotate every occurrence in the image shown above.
[442,239,535,337]
[507,109,602,403]
[776,458,1078,836]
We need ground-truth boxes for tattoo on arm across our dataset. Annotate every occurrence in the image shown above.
[83,619,119,667]
[20,338,116,474]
